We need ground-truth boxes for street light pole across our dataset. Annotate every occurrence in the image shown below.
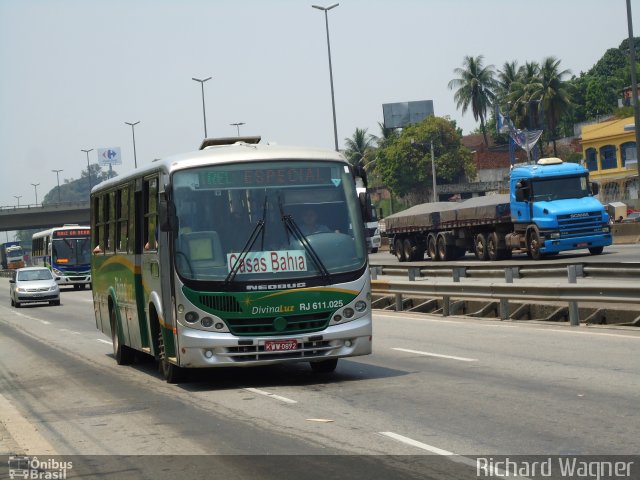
[30,183,40,205]
[52,169,63,203]
[124,122,140,168]
[13,195,22,207]
[81,148,94,191]
[625,0,640,190]
[192,76,212,138]
[312,3,340,151]
[230,122,245,136]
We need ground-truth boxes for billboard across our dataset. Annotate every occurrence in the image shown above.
[97,147,122,166]
[382,100,434,129]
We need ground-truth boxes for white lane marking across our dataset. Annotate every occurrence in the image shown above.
[244,387,297,404]
[0,306,51,324]
[97,339,112,345]
[392,348,477,362]
[58,328,82,335]
[379,431,455,455]
[379,432,532,479]
[548,329,640,340]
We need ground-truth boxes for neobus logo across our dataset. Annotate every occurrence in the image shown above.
[246,282,306,291]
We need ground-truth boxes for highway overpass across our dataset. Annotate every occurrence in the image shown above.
[0,202,90,231]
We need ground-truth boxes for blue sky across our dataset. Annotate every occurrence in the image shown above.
[0,0,636,208]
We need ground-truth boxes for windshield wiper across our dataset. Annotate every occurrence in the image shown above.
[225,193,269,284]
[277,194,331,282]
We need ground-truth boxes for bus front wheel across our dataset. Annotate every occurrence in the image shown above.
[110,307,134,365]
[310,358,338,373]
[158,331,187,384]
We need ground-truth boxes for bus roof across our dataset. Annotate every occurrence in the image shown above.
[91,140,348,195]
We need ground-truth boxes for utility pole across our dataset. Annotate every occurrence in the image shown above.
[430,140,437,202]
[626,0,640,193]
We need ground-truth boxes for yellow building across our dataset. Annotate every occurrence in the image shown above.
[581,116,639,203]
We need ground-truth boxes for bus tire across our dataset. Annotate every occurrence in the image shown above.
[110,306,134,365]
[589,246,604,255]
[158,330,187,384]
[310,358,338,373]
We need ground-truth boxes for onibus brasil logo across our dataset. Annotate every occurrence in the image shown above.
[7,456,73,479]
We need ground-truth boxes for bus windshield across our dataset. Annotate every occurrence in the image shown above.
[172,160,367,282]
[52,237,91,266]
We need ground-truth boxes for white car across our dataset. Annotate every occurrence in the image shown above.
[10,267,60,307]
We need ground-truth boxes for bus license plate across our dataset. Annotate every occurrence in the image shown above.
[265,340,298,352]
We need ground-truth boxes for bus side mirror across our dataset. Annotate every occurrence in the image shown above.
[359,192,373,223]
[591,182,599,195]
[158,191,177,232]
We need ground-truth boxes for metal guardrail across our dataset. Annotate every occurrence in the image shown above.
[371,264,640,326]
[369,262,640,280]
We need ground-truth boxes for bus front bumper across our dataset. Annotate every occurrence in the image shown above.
[176,316,372,368]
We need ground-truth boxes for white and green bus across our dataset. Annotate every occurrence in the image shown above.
[91,137,373,382]
[32,225,92,289]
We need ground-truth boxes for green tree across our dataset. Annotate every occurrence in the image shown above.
[375,116,474,202]
[508,61,541,130]
[42,165,115,205]
[530,57,573,156]
[344,128,375,168]
[448,55,497,146]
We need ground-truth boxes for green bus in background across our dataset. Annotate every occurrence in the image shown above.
[90,137,373,382]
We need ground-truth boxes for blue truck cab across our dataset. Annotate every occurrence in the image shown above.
[509,158,612,259]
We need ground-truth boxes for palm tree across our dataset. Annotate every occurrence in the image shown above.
[529,56,572,156]
[508,61,541,130]
[496,60,519,104]
[344,128,375,168]
[448,55,497,146]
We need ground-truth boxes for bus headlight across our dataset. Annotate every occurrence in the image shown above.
[184,311,199,323]
[343,308,355,319]
[354,300,367,312]
[201,317,214,328]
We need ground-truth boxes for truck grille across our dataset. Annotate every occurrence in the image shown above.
[556,211,604,237]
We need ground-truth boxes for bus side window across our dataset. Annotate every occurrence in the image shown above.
[144,177,158,251]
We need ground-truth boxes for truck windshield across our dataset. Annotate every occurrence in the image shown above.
[531,175,590,201]
[172,160,367,283]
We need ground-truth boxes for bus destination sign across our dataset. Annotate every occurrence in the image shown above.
[53,229,91,238]
[198,167,334,188]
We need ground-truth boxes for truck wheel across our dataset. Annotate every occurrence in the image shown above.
[589,246,604,255]
[403,238,415,261]
[437,235,451,261]
[487,232,500,261]
[527,230,543,260]
[427,235,439,261]
[475,233,489,260]
[394,239,406,262]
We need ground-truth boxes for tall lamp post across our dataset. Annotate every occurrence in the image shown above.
[124,121,140,168]
[52,169,63,203]
[81,148,94,191]
[13,195,22,207]
[230,122,245,136]
[312,3,340,151]
[192,76,212,138]
[30,183,40,206]
[626,0,640,190]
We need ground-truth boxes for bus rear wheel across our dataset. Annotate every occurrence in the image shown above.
[158,331,187,384]
[310,358,338,373]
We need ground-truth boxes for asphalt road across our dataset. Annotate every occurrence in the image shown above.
[0,280,639,478]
